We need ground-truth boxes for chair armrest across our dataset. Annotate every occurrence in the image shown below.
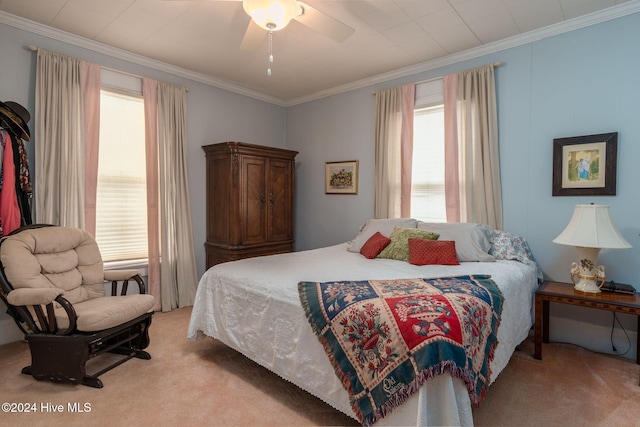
[104,269,140,281]
[104,270,147,295]
[6,289,76,334]
[6,288,64,306]
[53,295,78,335]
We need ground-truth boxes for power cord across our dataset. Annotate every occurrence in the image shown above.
[610,311,631,356]
[542,312,632,358]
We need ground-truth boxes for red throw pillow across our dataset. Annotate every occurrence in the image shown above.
[360,232,391,259]
[408,238,460,266]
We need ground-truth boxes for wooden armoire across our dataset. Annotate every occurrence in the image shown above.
[203,142,298,268]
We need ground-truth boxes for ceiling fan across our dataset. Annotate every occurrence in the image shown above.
[166,0,355,51]
[165,0,354,75]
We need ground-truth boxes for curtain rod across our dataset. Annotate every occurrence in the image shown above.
[415,61,503,86]
[27,44,190,92]
[373,61,503,95]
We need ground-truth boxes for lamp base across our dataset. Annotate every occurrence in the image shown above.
[569,247,606,294]
[573,277,603,293]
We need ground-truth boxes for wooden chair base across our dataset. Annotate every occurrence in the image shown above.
[21,313,152,388]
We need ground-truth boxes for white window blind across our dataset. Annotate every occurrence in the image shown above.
[95,89,148,262]
[415,79,443,108]
[411,104,446,222]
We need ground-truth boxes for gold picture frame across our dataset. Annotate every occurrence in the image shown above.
[325,160,358,194]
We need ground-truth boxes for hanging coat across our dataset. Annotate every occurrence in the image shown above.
[0,129,21,235]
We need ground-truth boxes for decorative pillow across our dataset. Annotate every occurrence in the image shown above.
[408,239,460,266]
[489,230,534,264]
[376,227,439,261]
[347,218,418,253]
[490,230,543,282]
[416,222,495,262]
[359,232,391,259]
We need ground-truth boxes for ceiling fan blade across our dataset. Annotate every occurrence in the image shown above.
[294,1,354,43]
[240,19,266,51]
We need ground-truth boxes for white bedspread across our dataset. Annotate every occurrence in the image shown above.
[187,243,538,426]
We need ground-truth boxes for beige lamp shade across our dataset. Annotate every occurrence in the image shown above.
[553,204,631,293]
[553,204,631,249]
[243,0,301,31]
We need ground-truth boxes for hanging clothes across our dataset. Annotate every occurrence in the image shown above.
[0,136,4,190]
[16,135,32,193]
[12,132,32,226]
[0,130,20,235]
[0,100,33,236]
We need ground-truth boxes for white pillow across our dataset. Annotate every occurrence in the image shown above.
[347,218,418,253]
[416,222,496,262]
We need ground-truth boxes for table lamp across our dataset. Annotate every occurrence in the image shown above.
[553,204,631,293]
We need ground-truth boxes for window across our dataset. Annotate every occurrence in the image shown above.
[95,89,148,262]
[411,105,445,222]
[411,78,446,222]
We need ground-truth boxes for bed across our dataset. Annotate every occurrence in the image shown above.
[187,219,540,426]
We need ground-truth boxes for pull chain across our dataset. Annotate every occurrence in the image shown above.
[267,29,274,76]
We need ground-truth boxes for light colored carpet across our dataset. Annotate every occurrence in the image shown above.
[0,307,638,427]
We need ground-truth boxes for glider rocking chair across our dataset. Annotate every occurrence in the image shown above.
[0,224,155,388]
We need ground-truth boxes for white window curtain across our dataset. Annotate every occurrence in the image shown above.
[374,84,415,218]
[34,49,86,227]
[445,64,502,229]
[156,81,198,311]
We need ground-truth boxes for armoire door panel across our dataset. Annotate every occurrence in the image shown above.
[268,159,293,241]
[208,156,231,243]
[241,157,267,244]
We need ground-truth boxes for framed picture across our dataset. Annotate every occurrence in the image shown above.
[325,160,358,194]
[552,132,618,196]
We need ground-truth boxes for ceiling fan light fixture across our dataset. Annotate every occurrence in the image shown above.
[243,0,301,32]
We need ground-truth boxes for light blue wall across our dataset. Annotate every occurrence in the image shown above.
[287,13,640,358]
[288,90,376,249]
[0,20,286,343]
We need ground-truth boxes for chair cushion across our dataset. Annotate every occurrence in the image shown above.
[0,226,105,304]
[55,294,155,332]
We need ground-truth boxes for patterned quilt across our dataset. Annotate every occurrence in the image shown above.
[298,275,504,425]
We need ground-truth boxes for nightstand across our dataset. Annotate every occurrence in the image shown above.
[534,281,640,367]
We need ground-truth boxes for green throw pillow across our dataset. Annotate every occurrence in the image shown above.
[376,226,440,261]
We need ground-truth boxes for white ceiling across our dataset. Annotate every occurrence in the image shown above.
[0,0,636,104]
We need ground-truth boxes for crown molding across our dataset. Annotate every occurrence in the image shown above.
[2,1,639,108]
[284,1,640,106]
[0,11,287,107]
